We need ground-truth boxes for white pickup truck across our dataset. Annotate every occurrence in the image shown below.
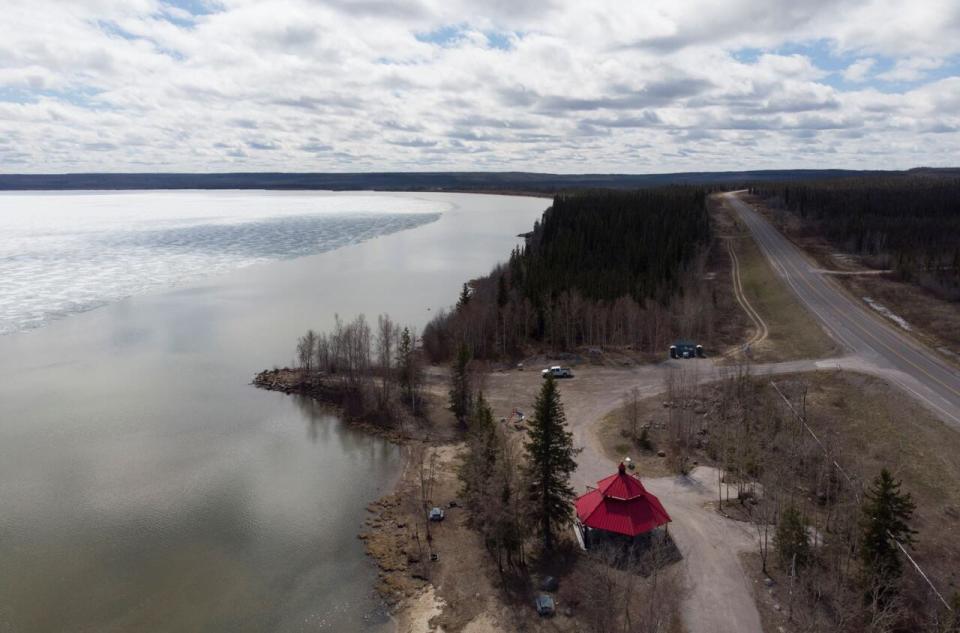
[541,365,574,379]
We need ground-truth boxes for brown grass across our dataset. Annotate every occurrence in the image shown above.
[795,371,960,592]
[704,196,755,355]
[596,403,677,479]
[711,197,838,362]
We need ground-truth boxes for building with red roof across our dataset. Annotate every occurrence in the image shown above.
[575,463,671,541]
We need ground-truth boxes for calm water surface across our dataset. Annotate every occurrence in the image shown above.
[0,191,548,632]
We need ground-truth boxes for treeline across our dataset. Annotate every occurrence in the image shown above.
[423,188,713,360]
[751,176,960,299]
[292,314,424,427]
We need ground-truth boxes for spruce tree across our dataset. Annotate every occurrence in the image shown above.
[396,327,421,411]
[775,504,810,570]
[459,393,499,514]
[456,283,471,311]
[496,274,509,309]
[448,342,472,427]
[860,469,916,596]
[525,375,579,551]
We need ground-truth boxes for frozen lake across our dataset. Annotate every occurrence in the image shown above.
[0,191,445,335]
[0,191,549,632]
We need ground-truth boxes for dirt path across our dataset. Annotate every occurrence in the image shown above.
[644,468,763,633]
[725,238,768,356]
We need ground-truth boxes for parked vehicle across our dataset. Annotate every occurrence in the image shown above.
[535,594,556,616]
[428,507,445,522]
[541,365,573,379]
[669,341,704,360]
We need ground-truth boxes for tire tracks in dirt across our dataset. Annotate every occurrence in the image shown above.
[725,237,768,357]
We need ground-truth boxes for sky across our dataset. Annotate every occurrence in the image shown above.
[1,0,959,173]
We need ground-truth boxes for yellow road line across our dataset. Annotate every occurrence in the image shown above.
[740,198,960,401]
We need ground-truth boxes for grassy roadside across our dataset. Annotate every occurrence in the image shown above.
[745,194,960,367]
[711,196,838,362]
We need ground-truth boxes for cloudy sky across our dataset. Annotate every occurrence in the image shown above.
[2,0,959,173]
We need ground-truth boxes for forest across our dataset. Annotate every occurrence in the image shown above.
[422,187,714,360]
[751,175,960,300]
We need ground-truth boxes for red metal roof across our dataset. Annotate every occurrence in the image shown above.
[575,463,671,537]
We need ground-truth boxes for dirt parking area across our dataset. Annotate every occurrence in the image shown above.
[485,363,766,633]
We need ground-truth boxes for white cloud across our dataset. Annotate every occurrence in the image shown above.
[877,57,944,82]
[0,0,958,172]
[843,58,876,82]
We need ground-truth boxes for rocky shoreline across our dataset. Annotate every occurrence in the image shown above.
[253,366,446,626]
[252,367,412,442]
[359,472,431,606]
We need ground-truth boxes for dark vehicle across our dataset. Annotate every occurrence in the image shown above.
[535,594,556,616]
[669,341,704,359]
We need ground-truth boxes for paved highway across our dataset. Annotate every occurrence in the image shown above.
[725,192,960,426]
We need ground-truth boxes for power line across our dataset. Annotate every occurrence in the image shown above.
[769,379,952,613]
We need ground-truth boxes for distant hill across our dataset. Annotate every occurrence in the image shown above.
[0,169,923,192]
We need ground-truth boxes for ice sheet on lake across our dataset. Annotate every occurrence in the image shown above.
[0,191,446,334]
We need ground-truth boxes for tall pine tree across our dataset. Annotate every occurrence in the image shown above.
[396,327,421,412]
[525,375,579,551]
[860,469,916,598]
[448,342,472,427]
[459,393,499,517]
[456,283,471,311]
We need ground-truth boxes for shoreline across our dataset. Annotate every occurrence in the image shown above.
[360,442,478,633]
[253,368,415,443]
[254,366,459,630]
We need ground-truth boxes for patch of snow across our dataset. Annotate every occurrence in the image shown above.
[862,297,912,331]
[938,347,960,361]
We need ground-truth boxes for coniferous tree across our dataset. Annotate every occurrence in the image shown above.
[456,283,471,311]
[396,327,422,412]
[448,342,472,427]
[459,393,499,515]
[776,504,810,570]
[524,375,580,551]
[860,469,916,599]
[496,274,509,309]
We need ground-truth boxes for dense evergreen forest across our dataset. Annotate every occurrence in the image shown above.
[751,176,960,299]
[423,188,713,360]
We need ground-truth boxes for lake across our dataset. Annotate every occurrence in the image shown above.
[0,191,549,632]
